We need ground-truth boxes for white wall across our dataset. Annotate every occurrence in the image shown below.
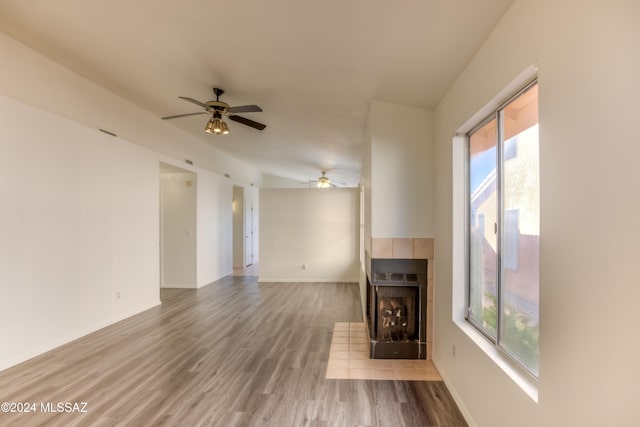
[0,33,263,188]
[160,165,236,289]
[362,127,373,241]
[160,172,197,288]
[197,170,233,286]
[368,101,434,238]
[361,127,373,312]
[0,33,260,371]
[433,1,640,426]
[362,102,434,322]
[0,95,160,371]
[262,173,308,188]
[259,188,359,282]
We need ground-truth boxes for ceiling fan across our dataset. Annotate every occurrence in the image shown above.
[161,87,266,134]
[307,171,345,188]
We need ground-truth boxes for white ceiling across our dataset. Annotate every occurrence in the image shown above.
[0,0,513,186]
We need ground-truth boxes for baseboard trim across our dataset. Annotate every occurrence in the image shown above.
[161,283,197,289]
[432,357,477,427]
[0,299,161,373]
[257,278,359,283]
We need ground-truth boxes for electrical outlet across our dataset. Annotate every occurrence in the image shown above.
[452,344,456,358]
[302,264,307,270]
[116,292,121,300]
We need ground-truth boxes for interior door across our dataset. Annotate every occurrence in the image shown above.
[244,199,254,266]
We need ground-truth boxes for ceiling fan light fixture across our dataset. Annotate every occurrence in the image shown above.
[221,121,230,135]
[164,88,266,133]
[204,118,215,134]
[212,118,223,134]
[317,177,331,188]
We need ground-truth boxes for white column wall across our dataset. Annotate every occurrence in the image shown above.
[197,171,233,286]
[368,101,434,238]
[160,172,197,288]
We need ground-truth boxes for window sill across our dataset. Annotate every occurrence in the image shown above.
[454,319,539,403]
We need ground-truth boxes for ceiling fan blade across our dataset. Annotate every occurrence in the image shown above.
[227,105,263,114]
[178,96,208,108]
[229,115,267,130]
[161,112,208,120]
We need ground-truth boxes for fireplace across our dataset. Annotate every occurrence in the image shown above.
[367,258,427,359]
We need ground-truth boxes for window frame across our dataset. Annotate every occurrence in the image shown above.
[464,78,539,378]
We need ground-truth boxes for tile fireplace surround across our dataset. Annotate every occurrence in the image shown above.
[326,322,442,380]
[365,237,434,360]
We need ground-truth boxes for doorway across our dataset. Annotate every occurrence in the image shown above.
[159,162,197,293]
[245,198,254,267]
[232,186,245,269]
[233,185,257,269]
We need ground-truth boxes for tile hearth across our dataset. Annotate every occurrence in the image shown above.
[325,322,442,381]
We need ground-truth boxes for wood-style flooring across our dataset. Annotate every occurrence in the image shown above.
[0,276,467,427]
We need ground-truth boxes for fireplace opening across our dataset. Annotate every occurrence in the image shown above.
[367,259,427,359]
[376,286,417,342]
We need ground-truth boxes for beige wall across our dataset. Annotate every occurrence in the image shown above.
[259,188,360,282]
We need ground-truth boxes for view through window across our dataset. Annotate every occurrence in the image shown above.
[467,82,539,376]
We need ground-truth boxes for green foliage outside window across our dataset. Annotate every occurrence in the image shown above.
[484,292,539,372]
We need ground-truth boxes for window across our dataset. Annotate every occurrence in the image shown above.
[467,81,539,376]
